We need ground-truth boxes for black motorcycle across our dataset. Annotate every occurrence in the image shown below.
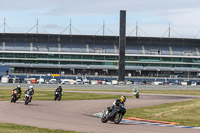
[54,91,61,101]
[101,103,126,124]
[11,90,18,103]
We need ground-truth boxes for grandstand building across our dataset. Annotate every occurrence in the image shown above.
[0,33,200,78]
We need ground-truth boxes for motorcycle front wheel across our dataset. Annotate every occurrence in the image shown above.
[25,100,28,105]
[114,113,122,124]
[54,96,57,101]
[13,97,16,103]
[101,113,108,123]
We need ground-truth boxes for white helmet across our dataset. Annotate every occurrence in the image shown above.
[29,86,33,89]
[17,85,21,88]
[133,87,137,92]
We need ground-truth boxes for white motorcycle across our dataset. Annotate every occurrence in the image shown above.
[24,91,32,105]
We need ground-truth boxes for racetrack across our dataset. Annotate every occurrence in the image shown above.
[0,92,200,133]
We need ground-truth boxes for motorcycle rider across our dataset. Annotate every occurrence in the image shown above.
[106,96,126,114]
[12,85,22,99]
[24,85,34,102]
[55,85,63,96]
[133,87,138,93]
[113,96,126,106]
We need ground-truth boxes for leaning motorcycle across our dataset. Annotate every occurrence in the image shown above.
[133,91,140,98]
[24,91,32,105]
[54,91,61,101]
[101,103,126,124]
[11,90,18,103]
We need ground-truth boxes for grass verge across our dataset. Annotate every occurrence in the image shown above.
[124,99,200,127]
[0,89,132,101]
[140,90,200,96]
[64,89,200,96]
[0,123,81,133]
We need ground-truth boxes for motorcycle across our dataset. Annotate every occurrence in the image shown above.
[24,91,32,105]
[11,90,18,103]
[54,91,61,101]
[101,103,126,124]
[133,91,140,98]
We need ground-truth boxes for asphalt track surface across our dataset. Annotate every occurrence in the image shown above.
[0,91,200,133]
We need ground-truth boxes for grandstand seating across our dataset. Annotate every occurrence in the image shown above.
[126,44,143,54]
[33,43,58,52]
[2,41,200,57]
[89,43,114,53]
[5,42,30,51]
[143,45,171,55]
[61,43,86,53]
[2,33,200,78]
[171,45,197,56]
[181,46,197,56]
[0,42,2,50]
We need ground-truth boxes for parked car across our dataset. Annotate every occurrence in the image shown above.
[61,79,70,85]
[83,79,90,85]
[76,79,82,84]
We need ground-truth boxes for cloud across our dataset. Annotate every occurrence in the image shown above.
[43,24,64,29]
[1,0,200,16]
[39,0,200,16]
[1,0,200,38]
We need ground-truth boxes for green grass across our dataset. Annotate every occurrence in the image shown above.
[1,88,200,101]
[0,123,81,133]
[124,99,200,127]
[65,89,200,96]
[140,90,200,96]
[0,89,131,101]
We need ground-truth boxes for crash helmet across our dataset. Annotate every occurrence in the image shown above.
[17,85,21,88]
[58,84,61,87]
[29,85,33,89]
[133,87,137,92]
[120,96,126,102]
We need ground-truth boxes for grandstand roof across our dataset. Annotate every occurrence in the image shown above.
[1,33,200,47]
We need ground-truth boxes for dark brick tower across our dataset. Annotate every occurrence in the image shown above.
[118,10,126,83]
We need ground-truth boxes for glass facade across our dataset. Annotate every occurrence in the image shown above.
[0,52,200,68]
[1,33,200,77]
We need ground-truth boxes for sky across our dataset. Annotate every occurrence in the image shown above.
[0,0,200,38]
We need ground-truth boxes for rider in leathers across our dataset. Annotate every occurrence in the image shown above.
[12,85,22,99]
[107,96,126,113]
[55,85,63,96]
[24,86,34,102]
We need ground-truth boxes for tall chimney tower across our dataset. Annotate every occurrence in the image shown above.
[118,10,126,83]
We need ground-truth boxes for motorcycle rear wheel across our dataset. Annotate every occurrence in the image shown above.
[136,93,139,98]
[13,97,16,103]
[114,113,122,124]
